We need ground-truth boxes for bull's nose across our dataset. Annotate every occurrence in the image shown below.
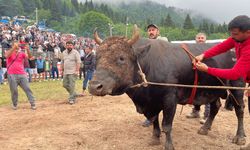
[89,80,103,92]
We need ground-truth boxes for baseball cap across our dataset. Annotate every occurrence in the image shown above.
[147,24,159,30]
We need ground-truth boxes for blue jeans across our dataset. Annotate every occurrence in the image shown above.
[25,68,32,82]
[51,67,59,79]
[0,68,3,84]
[83,70,94,90]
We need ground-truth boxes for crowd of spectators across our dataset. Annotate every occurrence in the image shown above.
[0,21,97,84]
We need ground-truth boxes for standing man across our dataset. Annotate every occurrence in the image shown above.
[147,24,168,41]
[5,41,36,110]
[193,15,250,112]
[195,15,250,80]
[142,24,169,127]
[186,32,210,124]
[61,41,81,104]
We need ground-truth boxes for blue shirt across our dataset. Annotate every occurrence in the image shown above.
[36,59,44,69]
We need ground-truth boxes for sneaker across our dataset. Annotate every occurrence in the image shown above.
[142,119,152,127]
[69,100,75,105]
[186,110,200,118]
[200,117,207,124]
[12,105,17,110]
[31,105,36,110]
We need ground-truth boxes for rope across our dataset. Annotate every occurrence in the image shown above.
[130,81,250,90]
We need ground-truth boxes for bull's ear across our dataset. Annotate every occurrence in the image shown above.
[133,44,151,58]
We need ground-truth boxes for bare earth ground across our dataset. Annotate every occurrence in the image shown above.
[0,94,250,150]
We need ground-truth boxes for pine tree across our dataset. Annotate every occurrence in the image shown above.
[89,0,94,10]
[50,0,62,21]
[71,0,79,12]
[183,14,194,29]
[164,14,175,28]
[222,22,228,33]
[210,23,215,34]
[202,20,209,34]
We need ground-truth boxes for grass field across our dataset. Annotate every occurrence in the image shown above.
[0,79,84,106]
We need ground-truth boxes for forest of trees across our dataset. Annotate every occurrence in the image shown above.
[0,0,229,40]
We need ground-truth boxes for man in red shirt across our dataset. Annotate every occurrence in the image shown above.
[5,39,36,110]
[194,15,250,115]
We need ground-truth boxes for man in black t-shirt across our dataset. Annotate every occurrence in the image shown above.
[29,56,37,82]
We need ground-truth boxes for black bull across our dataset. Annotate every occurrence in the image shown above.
[89,37,247,150]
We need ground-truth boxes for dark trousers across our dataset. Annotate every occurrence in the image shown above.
[51,67,59,79]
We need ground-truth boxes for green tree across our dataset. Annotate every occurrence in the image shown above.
[216,24,223,33]
[38,9,51,20]
[19,0,37,14]
[183,14,194,30]
[210,23,215,34]
[0,0,24,16]
[41,0,50,10]
[163,14,175,28]
[222,22,228,33]
[201,20,209,34]
[71,0,79,12]
[78,11,113,37]
[50,0,62,22]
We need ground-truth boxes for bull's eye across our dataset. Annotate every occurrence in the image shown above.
[118,56,125,64]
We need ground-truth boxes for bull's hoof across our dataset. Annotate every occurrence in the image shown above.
[232,136,246,145]
[198,126,209,135]
[165,143,174,150]
[149,136,160,145]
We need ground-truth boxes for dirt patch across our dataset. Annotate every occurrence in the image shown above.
[0,94,249,150]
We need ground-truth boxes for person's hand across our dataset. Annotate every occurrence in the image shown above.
[12,43,19,50]
[194,61,208,72]
[192,54,204,65]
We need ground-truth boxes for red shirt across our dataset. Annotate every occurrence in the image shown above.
[7,51,27,75]
[204,37,250,83]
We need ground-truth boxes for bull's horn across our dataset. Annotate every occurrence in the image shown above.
[127,24,140,46]
[93,28,103,45]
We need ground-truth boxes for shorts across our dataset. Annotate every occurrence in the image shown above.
[30,68,37,74]
[37,68,44,74]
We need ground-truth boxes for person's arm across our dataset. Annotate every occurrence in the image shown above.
[5,43,18,58]
[193,38,235,66]
[61,53,64,73]
[75,51,81,74]
[203,37,235,59]
[207,52,250,80]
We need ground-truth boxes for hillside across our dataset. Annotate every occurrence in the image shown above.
[94,0,216,27]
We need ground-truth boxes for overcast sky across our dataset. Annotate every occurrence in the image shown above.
[93,0,250,23]
[157,0,250,23]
